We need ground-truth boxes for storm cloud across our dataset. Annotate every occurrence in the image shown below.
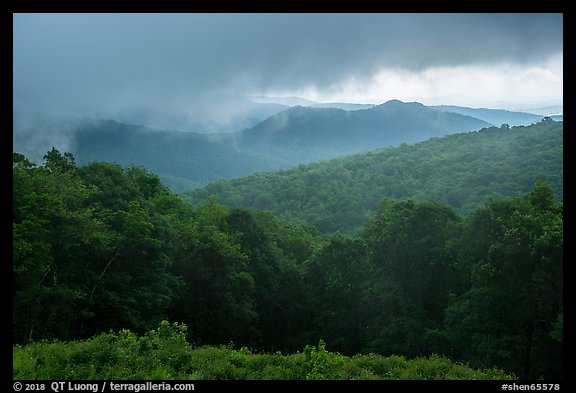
[13,13,563,127]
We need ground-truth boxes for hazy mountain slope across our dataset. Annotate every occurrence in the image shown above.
[71,120,287,192]
[431,105,544,126]
[310,102,377,110]
[12,100,289,166]
[107,100,289,134]
[249,96,376,110]
[248,96,319,106]
[521,105,563,116]
[60,100,490,192]
[188,120,563,233]
[239,100,490,164]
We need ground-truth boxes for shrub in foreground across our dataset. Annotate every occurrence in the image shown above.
[13,321,514,380]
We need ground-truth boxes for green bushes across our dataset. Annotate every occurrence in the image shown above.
[14,322,514,380]
[303,339,345,380]
[13,321,192,380]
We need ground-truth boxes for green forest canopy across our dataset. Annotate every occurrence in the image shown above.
[13,147,562,379]
[188,120,562,233]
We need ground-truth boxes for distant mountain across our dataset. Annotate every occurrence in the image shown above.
[239,100,490,164]
[248,96,319,107]
[520,105,563,116]
[188,120,563,233]
[25,100,493,193]
[70,120,286,192]
[431,105,544,126]
[310,103,377,111]
[110,99,289,134]
[241,102,290,126]
[249,96,377,111]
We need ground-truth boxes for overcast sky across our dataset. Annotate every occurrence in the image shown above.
[13,13,563,121]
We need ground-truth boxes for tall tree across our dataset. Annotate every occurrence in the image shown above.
[13,151,180,341]
[362,199,462,356]
[443,182,563,378]
[306,234,369,355]
[167,198,258,347]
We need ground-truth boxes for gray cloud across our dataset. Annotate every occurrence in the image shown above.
[13,13,563,127]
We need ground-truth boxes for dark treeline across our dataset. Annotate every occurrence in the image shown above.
[13,149,562,378]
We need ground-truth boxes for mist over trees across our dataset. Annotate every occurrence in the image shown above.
[15,100,495,193]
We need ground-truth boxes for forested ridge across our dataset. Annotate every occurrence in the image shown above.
[13,145,562,379]
[237,100,490,163]
[38,100,492,193]
[188,120,562,233]
[431,105,545,126]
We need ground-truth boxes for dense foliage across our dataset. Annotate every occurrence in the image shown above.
[188,120,562,233]
[13,321,513,380]
[13,149,321,349]
[13,149,562,378]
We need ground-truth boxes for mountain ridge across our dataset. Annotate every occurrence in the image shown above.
[17,99,557,194]
[431,104,545,126]
[188,120,563,233]
[238,99,491,163]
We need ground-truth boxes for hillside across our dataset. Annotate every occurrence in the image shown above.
[239,100,490,163]
[310,102,377,110]
[71,120,286,192]
[82,99,290,134]
[68,100,490,192]
[188,120,563,233]
[432,105,545,126]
